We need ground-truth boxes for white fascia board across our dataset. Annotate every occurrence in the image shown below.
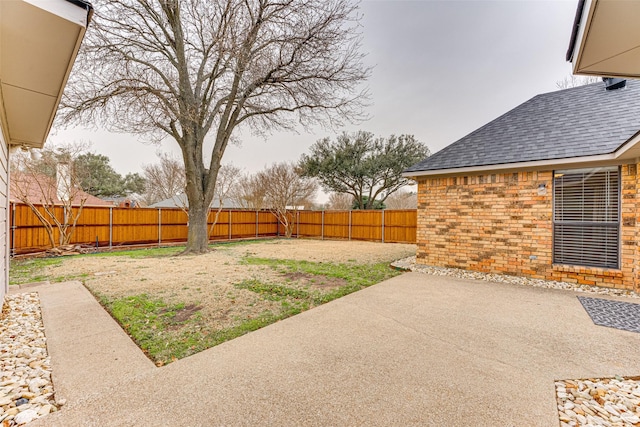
[401,152,640,179]
[570,0,595,74]
[405,127,640,180]
[23,0,88,28]
[612,131,640,157]
[403,154,617,179]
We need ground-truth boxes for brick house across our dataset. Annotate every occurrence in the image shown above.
[404,79,640,292]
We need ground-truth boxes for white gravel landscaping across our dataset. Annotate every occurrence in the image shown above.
[391,256,640,299]
[0,293,57,426]
[556,378,640,427]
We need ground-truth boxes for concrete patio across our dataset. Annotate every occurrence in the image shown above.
[27,273,640,426]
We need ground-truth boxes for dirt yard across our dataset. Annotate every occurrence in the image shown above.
[47,239,416,344]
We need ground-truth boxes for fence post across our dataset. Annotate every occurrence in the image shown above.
[158,208,162,245]
[256,210,259,238]
[109,207,113,249]
[228,209,232,240]
[321,210,324,240]
[296,211,299,238]
[10,203,15,257]
[348,210,352,241]
[381,210,385,243]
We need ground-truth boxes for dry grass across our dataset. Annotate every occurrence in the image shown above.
[28,239,417,363]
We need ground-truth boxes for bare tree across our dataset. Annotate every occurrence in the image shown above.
[258,162,317,237]
[327,192,352,210]
[142,152,186,206]
[10,143,90,249]
[61,0,370,254]
[208,164,241,236]
[228,172,266,210]
[556,75,600,89]
[384,190,417,209]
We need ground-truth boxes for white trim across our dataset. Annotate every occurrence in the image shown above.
[405,132,640,179]
[24,0,88,27]
[612,130,640,157]
[403,153,618,178]
[570,0,595,72]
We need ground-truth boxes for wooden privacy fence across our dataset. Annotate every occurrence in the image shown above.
[9,203,417,255]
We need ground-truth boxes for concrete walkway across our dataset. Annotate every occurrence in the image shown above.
[27,273,640,426]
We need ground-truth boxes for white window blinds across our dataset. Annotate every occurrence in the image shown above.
[553,167,620,269]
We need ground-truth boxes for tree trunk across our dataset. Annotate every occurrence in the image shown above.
[184,202,210,254]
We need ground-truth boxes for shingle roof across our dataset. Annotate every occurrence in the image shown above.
[405,80,640,173]
[10,173,114,207]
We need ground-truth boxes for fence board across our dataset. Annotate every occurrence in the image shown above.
[10,203,416,254]
[298,211,322,237]
[230,210,259,238]
[351,210,383,241]
[383,210,417,243]
[323,211,350,239]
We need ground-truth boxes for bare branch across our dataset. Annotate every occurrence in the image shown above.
[61,0,369,252]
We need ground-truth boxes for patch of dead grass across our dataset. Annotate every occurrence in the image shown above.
[45,239,416,362]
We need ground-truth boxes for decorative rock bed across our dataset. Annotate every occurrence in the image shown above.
[0,293,57,426]
[556,378,640,426]
[391,256,640,299]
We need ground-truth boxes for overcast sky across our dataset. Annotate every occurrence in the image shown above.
[52,0,581,185]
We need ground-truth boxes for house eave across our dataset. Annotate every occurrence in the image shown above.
[568,0,640,78]
[0,0,91,149]
[404,133,640,179]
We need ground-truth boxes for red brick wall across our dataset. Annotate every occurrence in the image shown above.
[416,165,640,291]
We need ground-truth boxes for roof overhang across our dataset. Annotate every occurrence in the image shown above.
[0,0,92,149]
[567,0,640,78]
[404,132,640,179]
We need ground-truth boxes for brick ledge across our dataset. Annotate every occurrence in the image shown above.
[552,264,623,278]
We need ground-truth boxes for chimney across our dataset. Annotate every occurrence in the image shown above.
[603,77,626,90]
[56,162,72,202]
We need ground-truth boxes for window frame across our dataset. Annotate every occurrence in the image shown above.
[552,166,621,269]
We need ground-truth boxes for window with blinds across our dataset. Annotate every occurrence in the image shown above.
[553,167,620,269]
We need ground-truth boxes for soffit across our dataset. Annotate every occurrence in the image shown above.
[572,0,640,78]
[0,0,87,148]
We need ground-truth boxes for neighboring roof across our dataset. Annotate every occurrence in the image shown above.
[10,173,114,207]
[405,80,640,175]
[150,193,236,209]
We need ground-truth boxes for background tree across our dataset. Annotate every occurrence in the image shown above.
[75,153,145,197]
[208,164,241,235]
[142,153,187,206]
[300,131,429,210]
[352,196,385,210]
[61,0,370,254]
[258,162,317,237]
[10,143,89,249]
[122,173,147,196]
[384,190,417,209]
[229,173,266,210]
[327,192,352,210]
[555,75,600,89]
